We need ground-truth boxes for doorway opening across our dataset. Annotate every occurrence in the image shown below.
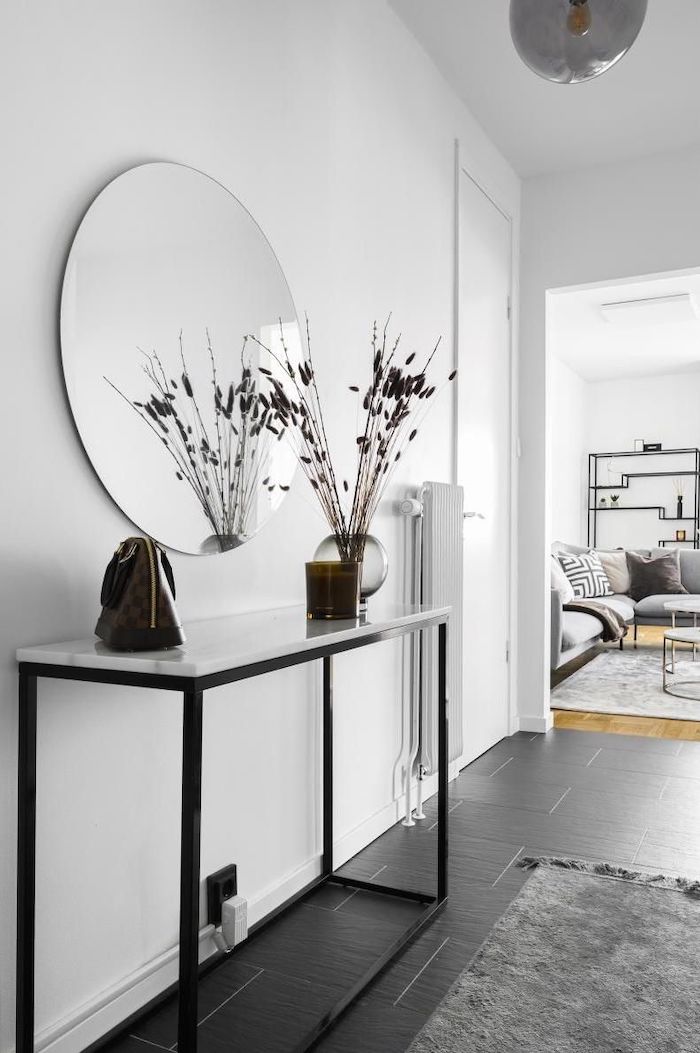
[546,267,700,741]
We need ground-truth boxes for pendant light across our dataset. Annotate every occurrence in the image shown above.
[510,0,647,84]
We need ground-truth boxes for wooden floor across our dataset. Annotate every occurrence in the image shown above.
[551,624,700,742]
[102,728,700,1053]
[553,709,700,740]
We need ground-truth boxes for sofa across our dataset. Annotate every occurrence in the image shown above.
[551,542,700,670]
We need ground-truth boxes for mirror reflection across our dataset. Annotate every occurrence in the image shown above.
[61,162,300,553]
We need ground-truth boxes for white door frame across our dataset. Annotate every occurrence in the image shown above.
[453,140,519,757]
[544,263,700,720]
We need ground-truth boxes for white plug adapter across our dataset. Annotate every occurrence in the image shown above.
[221,894,248,949]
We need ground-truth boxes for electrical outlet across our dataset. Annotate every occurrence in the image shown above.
[206,864,238,926]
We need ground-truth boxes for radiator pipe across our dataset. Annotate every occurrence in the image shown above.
[414,764,427,821]
[400,490,424,826]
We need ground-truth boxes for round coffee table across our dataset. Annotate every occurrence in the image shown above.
[662,627,700,697]
[664,598,700,628]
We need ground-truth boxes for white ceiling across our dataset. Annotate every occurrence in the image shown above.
[390,0,700,177]
[549,272,700,381]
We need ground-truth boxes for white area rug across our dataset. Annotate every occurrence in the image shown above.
[552,647,700,720]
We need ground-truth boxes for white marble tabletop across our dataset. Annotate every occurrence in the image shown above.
[663,598,700,613]
[16,603,450,679]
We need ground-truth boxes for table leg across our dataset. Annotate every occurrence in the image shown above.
[322,657,333,877]
[178,689,203,1053]
[437,623,448,902]
[16,670,37,1053]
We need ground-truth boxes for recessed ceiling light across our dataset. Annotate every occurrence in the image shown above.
[600,294,699,327]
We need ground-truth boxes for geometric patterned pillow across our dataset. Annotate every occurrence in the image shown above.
[558,552,613,599]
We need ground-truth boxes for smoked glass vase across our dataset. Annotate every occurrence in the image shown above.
[313,534,389,610]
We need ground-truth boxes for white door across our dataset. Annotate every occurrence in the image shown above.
[457,169,512,764]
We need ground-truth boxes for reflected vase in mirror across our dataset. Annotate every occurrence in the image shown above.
[106,337,290,555]
[60,162,301,555]
[313,535,389,611]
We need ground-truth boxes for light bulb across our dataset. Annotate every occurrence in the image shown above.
[567,0,592,37]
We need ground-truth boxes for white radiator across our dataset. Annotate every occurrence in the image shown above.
[420,482,464,767]
[397,481,464,819]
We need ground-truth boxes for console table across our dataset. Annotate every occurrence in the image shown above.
[16,603,449,1053]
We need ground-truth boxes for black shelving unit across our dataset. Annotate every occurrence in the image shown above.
[587,447,700,549]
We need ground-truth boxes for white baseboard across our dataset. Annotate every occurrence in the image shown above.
[36,926,217,1053]
[518,713,554,733]
[37,771,460,1053]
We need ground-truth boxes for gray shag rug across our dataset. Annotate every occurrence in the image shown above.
[552,648,700,720]
[408,857,700,1053]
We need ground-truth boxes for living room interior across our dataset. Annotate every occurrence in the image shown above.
[549,269,700,737]
[4,4,699,1053]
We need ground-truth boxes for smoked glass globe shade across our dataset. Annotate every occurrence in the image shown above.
[510,0,647,84]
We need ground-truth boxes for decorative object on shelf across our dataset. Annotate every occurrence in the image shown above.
[643,442,662,452]
[599,496,607,508]
[107,336,288,555]
[305,560,361,620]
[634,439,644,452]
[673,478,685,520]
[60,162,300,555]
[676,530,687,542]
[610,494,620,506]
[509,0,647,84]
[250,318,454,615]
[96,536,185,650]
[314,534,389,610]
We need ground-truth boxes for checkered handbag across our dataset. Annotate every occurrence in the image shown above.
[95,536,185,651]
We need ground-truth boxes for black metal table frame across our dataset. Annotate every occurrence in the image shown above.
[17,616,448,1053]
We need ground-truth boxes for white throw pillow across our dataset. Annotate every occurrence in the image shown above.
[551,555,574,603]
[558,552,613,599]
[592,549,630,595]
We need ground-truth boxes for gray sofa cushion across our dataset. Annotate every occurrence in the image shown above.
[626,549,686,601]
[558,551,613,598]
[680,551,700,593]
[592,549,630,594]
[604,594,636,622]
[634,593,700,618]
[562,611,602,650]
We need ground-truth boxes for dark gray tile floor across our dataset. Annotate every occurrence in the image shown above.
[102,728,700,1053]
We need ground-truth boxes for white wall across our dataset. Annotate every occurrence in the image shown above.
[549,357,589,546]
[0,3,520,1051]
[588,371,700,454]
[520,144,700,727]
[549,363,700,551]
[588,372,700,551]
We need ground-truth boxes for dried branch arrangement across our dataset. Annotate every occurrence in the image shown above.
[106,334,287,550]
[250,318,455,562]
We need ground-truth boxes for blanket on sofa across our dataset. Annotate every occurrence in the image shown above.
[563,599,628,643]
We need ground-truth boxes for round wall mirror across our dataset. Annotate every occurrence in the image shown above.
[61,162,300,554]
